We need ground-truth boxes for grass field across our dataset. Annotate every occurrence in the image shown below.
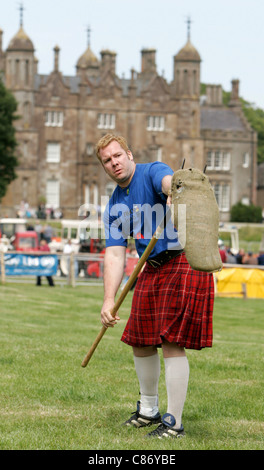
[0,282,263,451]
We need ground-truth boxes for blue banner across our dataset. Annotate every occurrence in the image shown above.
[4,253,58,276]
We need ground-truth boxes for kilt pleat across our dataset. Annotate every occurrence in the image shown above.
[121,253,214,350]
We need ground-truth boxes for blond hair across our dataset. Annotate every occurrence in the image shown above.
[95,134,130,160]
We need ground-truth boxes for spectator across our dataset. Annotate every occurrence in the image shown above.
[34,220,43,243]
[43,224,53,244]
[63,239,73,254]
[63,239,78,277]
[36,240,54,286]
[258,251,264,265]
[243,252,258,265]
[218,241,227,263]
[236,249,245,264]
[219,247,227,263]
[226,248,237,264]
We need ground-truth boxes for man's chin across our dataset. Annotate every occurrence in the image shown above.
[114,175,129,185]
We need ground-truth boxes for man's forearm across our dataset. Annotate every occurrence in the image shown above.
[103,246,126,301]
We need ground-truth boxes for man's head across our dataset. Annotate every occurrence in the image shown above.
[96,134,130,160]
[95,134,135,187]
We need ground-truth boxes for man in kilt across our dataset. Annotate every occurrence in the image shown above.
[96,134,214,438]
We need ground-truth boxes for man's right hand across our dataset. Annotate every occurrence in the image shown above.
[101,299,120,328]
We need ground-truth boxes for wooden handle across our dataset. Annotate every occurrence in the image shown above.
[81,211,169,367]
[81,325,107,367]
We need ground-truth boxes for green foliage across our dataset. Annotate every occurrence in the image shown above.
[241,99,264,164]
[222,89,231,107]
[0,80,19,201]
[230,201,262,223]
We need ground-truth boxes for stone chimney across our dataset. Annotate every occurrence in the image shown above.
[141,48,157,75]
[53,45,60,72]
[229,79,240,106]
[100,49,116,75]
[205,84,223,106]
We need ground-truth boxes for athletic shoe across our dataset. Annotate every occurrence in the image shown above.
[122,401,161,428]
[146,413,185,438]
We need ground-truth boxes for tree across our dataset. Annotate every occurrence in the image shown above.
[0,80,19,201]
[241,99,264,165]
[230,201,262,223]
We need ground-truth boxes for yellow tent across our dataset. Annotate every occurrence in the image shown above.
[215,267,264,299]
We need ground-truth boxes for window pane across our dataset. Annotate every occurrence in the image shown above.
[222,153,230,170]
[46,180,60,208]
[243,153,250,168]
[146,115,164,131]
[110,114,115,129]
[221,185,230,210]
[214,151,221,169]
[47,143,60,162]
[206,151,214,169]
[214,184,220,205]
[97,113,115,129]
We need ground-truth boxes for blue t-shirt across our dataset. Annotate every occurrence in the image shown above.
[103,162,181,258]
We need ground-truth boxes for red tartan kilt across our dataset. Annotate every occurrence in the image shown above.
[121,252,214,350]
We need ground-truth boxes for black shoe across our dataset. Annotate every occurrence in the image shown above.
[122,401,161,428]
[146,413,185,438]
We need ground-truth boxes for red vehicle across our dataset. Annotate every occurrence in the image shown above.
[86,248,105,278]
[13,231,39,252]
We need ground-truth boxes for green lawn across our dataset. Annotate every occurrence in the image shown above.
[0,283,263,450]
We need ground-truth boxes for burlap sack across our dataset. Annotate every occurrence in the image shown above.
[171,168,223,273]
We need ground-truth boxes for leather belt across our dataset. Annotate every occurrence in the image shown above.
[147,249,184,268]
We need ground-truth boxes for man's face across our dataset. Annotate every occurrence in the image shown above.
[99,140,135,187]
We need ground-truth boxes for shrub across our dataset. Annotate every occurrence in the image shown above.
[230,201,262,223]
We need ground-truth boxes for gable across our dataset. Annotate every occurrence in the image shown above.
[142,75,170,97]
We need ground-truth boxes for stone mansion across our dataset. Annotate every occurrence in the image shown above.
[0,18,258,221]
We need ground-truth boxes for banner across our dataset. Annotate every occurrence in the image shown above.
[3,253,58,276]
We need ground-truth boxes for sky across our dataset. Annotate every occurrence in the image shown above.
[1,0,264,108]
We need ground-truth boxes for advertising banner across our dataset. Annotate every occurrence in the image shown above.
[4,253,58,276]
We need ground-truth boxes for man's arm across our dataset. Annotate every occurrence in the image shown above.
[101,245,126,328]
[161,174,172,196]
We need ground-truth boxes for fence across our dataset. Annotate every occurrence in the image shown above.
[1,252,264,297]
[0,251,105,287]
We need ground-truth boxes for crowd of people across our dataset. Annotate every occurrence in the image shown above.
[219,246,264,265]
[16,200,63,220]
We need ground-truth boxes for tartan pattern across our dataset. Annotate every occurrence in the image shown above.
[121,253,214,350]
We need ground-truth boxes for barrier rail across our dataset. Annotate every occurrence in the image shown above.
[0,251,105,286]
[1,252,264,296]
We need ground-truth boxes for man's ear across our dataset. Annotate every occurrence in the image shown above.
[127,150,133,161]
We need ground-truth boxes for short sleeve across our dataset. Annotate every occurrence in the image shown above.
[148,162,173,199]
[103,201,128,248]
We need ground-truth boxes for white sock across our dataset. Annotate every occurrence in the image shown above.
[133,353,160,417]
[164,356,189,428]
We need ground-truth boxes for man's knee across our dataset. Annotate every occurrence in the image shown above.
[133,345,158,357]
[162,340,185,358]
